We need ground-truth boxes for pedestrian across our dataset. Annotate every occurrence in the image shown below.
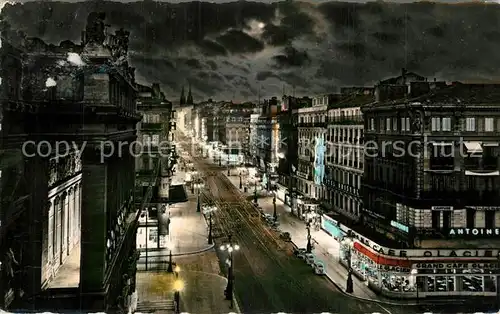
[346,268,354,293]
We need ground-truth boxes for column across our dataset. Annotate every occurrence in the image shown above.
[61,192,68,260]
[55,194,62,267]
[76,183,81,245]
[80,147,108,292]
[24,155,49,299]
[68,188,74,253]
[41,201,52,284]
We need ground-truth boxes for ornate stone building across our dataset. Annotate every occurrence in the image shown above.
[1,13,141,312]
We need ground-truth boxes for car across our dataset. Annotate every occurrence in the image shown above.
[305,253,315,265]
[313,261,325,275]
[293,247,307,257]
[279,232,291,242]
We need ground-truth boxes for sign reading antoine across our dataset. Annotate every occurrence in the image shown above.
[313,136,326,185]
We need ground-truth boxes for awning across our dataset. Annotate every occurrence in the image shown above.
[463,141,483,154]
[353,242,411,267]
[465,170,499,176]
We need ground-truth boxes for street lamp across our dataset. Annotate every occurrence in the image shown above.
[239,172,242,189]
[220,235,240,308]
[174,265,181,278]
[305,209,313,253]
[273,191,277,221]
[167,247,174,273]
[253,179,258,204]
[173,279,184,314]
[203,205,218,245]
[194,180,203,212]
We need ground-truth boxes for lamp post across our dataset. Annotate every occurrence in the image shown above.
[194,180,203,212]
[227,158,230,176]
[305,209,313,253]
[173,279,184,314]
[167,248,173,273]
[174,265,181,279]
[203,205,217,245]
[220,235,240,309]
[253,179,258,204]
[239,172,242,189]
[273,192,277,221]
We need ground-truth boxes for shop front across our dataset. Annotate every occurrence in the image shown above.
[338,233,500,299]
[276,185,287,203]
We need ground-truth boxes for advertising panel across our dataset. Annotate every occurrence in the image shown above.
[313,136,326,185]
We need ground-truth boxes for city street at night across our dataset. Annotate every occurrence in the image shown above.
[176,133,401,314]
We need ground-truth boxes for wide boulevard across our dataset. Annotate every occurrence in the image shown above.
[175,133,412,314]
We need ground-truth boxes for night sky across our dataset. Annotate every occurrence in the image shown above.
[2,0,500,101]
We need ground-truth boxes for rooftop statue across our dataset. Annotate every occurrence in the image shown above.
[85,12,106,45]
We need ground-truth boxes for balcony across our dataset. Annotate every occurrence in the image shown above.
[141,123,163,130]
[327,115,363,125]
[297,122,327,128]
[428,157,454,171]
[464,156,498,172]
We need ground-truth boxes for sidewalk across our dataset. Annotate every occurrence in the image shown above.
[137,187,214,271]
[255,196,379,299]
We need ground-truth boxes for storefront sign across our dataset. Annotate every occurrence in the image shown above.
[351,234,409,257]
[431,206,453,211]
[414,262,500,270]
[390,221,409,233]
[449,228,500,236]
[421,249,500,258]
[377,265,411,273]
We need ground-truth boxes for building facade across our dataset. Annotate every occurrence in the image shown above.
[358,78,500,299]
[295,96,329,215]
[1,13,141,312]
[135,83,174,203]
[324,88,372,220]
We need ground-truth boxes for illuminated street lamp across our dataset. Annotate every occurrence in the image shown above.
[220,235,240,309]
[194,180,204,212]
[174,265,181,278]
[203,205,218,245]
[173,279,184,314]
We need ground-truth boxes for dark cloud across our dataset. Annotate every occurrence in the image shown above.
[4,1,500,101]
[215,29,264,54]
[256,71,280,81]
[199,40,227,56]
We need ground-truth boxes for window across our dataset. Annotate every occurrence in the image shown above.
[442,118,451,131]
[386,118,391,131]
[152,134,159,146]
[142,134,150,145]
[485,211,495,229]
[466,208,475,229]
[431,117,441,131]
[392,118,397,131]
[466,117,476,131]
[401,117,406,131]
[405,117,410,131]
[485,118,494,132]
[369,118,374,131]
[432,211,440,229]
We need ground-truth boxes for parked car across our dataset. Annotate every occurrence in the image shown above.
[294,247,307,258]
[279,232,291,242]
[305,253,315,265]
[313,261,325,275]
